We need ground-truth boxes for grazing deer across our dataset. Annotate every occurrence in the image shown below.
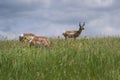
[62,22,85,40]
[29,36,50,47]
[19,33,35,42]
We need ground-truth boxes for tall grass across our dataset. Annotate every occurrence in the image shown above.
[0,37,120,80]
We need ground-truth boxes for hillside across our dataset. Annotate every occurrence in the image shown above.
[0,37,120,80]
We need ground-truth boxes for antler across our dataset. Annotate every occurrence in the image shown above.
[83,22,85,26]
[79,22,81,26]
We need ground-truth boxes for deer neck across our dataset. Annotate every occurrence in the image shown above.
[77,28,82,34]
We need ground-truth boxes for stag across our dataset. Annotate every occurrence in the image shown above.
[62,22,85,40]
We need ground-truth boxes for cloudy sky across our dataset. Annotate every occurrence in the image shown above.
[0,0,120,39]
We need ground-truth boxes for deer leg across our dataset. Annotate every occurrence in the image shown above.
[65,36,67,40]
[74,37,76,40]
[29,42,34,48]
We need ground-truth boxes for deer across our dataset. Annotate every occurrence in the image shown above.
[62,22,85,40]
[29,35,51,48]
[19,33,35,42]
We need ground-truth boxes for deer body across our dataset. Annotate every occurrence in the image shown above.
[63,22,85,39]
[29,36,50,47]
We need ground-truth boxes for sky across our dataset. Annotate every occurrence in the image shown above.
[0,0,120,39]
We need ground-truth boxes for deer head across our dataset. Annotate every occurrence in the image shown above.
[19,33,35,42]
[79,22,85,31]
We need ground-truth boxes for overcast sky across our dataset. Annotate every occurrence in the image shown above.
[0,0,120,39]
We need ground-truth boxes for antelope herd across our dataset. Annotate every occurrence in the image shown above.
[19,22,85,48]
[19,33,51,47]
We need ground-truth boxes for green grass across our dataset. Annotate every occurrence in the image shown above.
[0,37,120,80]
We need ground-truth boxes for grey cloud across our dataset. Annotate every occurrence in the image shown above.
[0,0,120,39]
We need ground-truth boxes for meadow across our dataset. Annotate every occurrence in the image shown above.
[0,37,120,80]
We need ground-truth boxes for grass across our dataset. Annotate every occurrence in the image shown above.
[0,37,120,80]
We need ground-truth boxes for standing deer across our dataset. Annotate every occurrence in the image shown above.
[19,33,35,42]
[62,22,85,40]
[29,36,50,47]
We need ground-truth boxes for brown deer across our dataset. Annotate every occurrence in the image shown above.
[62,22,85,40]
[19,33,35,42]
[29,36,50,47]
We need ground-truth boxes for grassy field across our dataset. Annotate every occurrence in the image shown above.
[0,37,120,80]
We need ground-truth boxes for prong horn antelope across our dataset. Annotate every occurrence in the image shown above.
[29,36,51,48]
[62,22,85,40]
[19,33,35,42]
